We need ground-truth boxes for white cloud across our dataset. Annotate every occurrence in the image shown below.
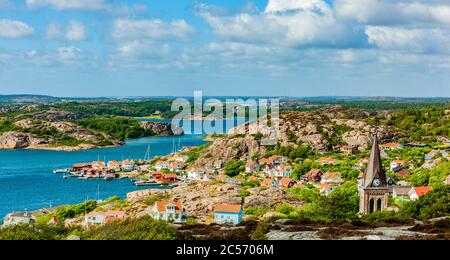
[334,0,450,27]
[366,26,450,53]
[26,0,107,11]
[0,19,34,38]
[66,20,85,41]
[46,21,86,41]
[113,19,194,41]
[198,1,365,48]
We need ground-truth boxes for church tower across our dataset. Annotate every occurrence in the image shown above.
[359,134,389,214]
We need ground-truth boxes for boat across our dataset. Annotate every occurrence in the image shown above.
[53,168,69,174]
[134,179,157,186]
[79,176,89,180]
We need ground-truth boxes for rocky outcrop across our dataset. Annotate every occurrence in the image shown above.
[0,131,36,149]
[139,121,184,136]
[192,107,403,168]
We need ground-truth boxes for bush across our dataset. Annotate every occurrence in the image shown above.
[81,216,177,240]
[224,160,245,177]
[399,186,450,220]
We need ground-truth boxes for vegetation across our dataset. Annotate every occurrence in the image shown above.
[408,160,450,188]
[76,117,153,141]
[37,200,97,224]
[399,186,450,220]
[0,216,177,240]
[224,160,245,177]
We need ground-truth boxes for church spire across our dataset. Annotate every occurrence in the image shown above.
[363,132,387,188]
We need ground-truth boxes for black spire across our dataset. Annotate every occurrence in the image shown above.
[363,133,387,188]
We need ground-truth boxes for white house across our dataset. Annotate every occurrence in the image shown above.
[392,187,412,199]
[155,160,169,171]
[320,172,343,185]
[187,168,205,180]
[390,160,406,171]
[408,186,433,201]
[174,155,189,163]
[169,162,185,172]
[121,160,136,171]
[2,212,33,226]
[274,164,292,178]
[380,143,403,151]
[84,210,127,227]
[151,200,187,223]
[270,155,288,164]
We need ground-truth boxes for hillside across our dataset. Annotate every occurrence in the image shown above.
[192,106,449,170]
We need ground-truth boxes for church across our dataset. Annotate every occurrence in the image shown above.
[359,134,390,214]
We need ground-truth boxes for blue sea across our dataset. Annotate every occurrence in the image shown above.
[0,118,253,220]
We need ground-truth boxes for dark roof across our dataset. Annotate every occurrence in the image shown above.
[363,134,387,188]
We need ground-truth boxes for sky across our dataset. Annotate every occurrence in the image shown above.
[0,0,449,97]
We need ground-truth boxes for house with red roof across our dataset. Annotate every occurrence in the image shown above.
[279,177,296,188]
[304,168,323,182]
[151,200,187,223]
[245,160,260,173]
[408,186,433,201]
[318,157,338,165]
[380,143,403,151]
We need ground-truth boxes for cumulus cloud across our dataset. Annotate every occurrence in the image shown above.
[57,46,82,62]
[198,0,366,48]
[0,19,34,38]
[113,19,194,41]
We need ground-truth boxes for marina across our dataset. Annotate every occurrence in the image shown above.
[0,125,208,220]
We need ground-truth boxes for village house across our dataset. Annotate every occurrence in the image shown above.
[214,204,243,224]
[336,145,358,154]
[2,212,33,226]
[390,160,406,171]
[121,160,136,171]
[245,160,260,173]
[269,155,288,164]
[320,183,339,196]
[264,163,277,176]
[151,200,187,224]
[107,160,121,171]
[161,173,178,183]
[408,186,433,201]
[392,187,412,199]
[279,177,296,188]
[91,161,105,170]
[155,160,169,171]
[84,210,127,227]
[380,143,403,151]
[258,158,273,165]
[318,157,338,165]
[174,155,189,163]
[274,164,292,178]
[168,161,185,172]
[320,172,343,185]
[260,178,275,187]
[355,158,369,168]
[187,168,205,180]
[304,168,323,182]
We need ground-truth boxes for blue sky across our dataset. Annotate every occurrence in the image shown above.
[0,0,449,97]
